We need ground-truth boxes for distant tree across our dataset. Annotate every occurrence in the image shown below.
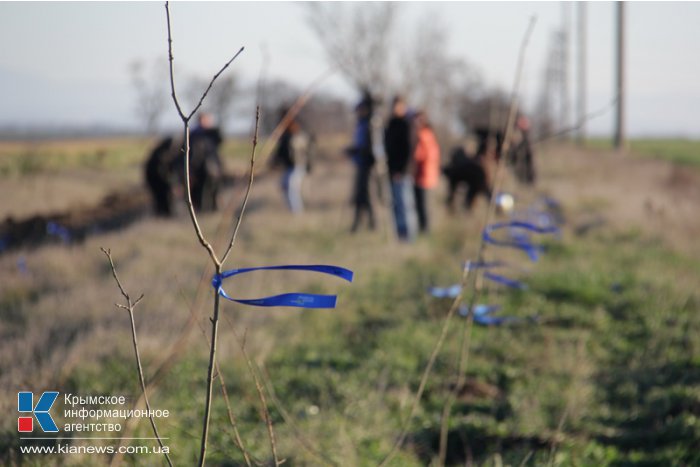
[306,2,397,100]
[129,59,168,136]
[399,16,482,143]
[456,90,512,134]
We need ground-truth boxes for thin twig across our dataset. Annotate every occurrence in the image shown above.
[257,67,334,163]
[533,95,619,146]
[187,47,245,122]
[164,2,186,122]
[438,18,537,466]
[214,68,331,265]
[165,1,245,268]
[164,3,252,465]
[261,364,339,467]
[518,451,534,467]
[182,122,222,266]
[221,310,337,467]
[377,17,537,467]
[101,248,173,467]
[109,264,217,467]
[439,17,536,465]
[239,331,283,467]
[165,2,221,267]
[221,107,260,265]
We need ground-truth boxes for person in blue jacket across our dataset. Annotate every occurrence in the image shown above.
[346,91,376,232]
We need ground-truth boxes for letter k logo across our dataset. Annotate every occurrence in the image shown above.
[18,392,59,432]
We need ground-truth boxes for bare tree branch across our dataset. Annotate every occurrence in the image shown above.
[187,47,245,122]
[306,2,396,96]
[239,333,283,467]
[101,247,173,467]
[163,3,254,466]
[221,107,260,265]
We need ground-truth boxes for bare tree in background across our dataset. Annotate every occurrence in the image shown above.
[400,16,481,143]
[306,2,397,99]
[129,59,168,136]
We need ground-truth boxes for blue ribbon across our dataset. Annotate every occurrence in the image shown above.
[213,265,354,308]
[46,221,71,244]
[428,284,462,299]
[482,221,559,262]
[465,261,528,290]
[458,304,528,326]
[462,304,539,326]
[429,199,565,326]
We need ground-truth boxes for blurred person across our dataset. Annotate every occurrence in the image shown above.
[442,137,492,212]
[345,91,376,232]
[508,115,536,185]
[183,112,224,212]
[412,110,441,233]
[144,136,178,217]
[384,95,417,241]
[271,109,312,213]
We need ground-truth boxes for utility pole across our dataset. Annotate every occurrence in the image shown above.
[614,1,626,150]
[577,2,587,146]
[560,2,571,138]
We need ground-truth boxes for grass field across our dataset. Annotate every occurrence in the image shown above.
[586,137,700,166]
[1,136,699,466]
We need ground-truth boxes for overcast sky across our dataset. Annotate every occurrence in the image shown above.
[1,1,699,137]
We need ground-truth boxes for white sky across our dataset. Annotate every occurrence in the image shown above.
[1,1,699,137]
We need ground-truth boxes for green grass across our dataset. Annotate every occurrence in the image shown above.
[23,225,695,466]
[0,137,255,177]
[587,138,700,166]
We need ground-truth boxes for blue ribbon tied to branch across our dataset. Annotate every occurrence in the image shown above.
[482,220,560,262]
[212,264,354,308]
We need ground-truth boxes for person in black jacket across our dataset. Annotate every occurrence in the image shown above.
[384,95,416,240]
[184,112,224,212]
[145,136,178,217]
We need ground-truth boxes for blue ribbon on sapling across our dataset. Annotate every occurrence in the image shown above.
[466,260,529,290]
[461,304,538,325]
[482,221,560,262]
[458,304,530,325]
[428,261,527,301]
[212,264,354,308]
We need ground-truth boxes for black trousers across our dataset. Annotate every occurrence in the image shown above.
[414,186,429,233]
[352,164,375,231]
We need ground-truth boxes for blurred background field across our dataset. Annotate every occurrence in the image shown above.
[1,134,699,466]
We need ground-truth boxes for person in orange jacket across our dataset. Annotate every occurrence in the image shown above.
[412,110,441,233]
